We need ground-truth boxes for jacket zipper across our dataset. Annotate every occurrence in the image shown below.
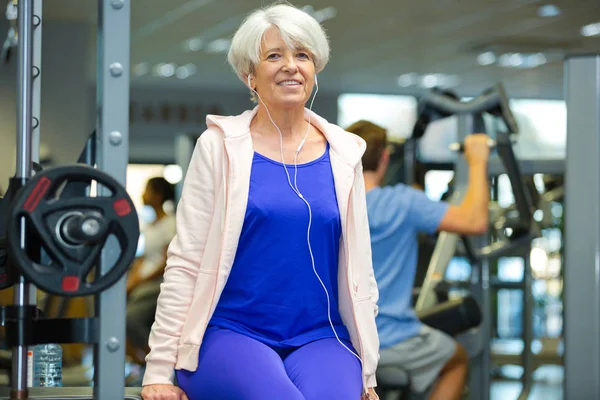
[345,170,368,394]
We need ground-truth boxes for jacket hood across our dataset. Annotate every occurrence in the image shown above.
[206,106,366,168]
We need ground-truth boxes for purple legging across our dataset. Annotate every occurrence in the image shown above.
[175,328,363,399]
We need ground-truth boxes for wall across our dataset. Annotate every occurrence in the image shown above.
[0,17,341,191]
[127,85,340,164]
[0,20,93,192]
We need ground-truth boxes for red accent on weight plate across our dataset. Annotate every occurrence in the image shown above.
[113,198,131,217]
[62,276,80,292]
[23,177,51,212]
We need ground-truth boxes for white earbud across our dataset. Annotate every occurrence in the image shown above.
[247,74,252,89]
[314,74,318,87]
[296,136,307,153]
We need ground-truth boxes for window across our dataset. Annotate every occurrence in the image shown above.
[424,170,454,201]
[509,99,566,159]
[337,94,417,139]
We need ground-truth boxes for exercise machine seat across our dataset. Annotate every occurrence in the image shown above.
[418,296,482,336]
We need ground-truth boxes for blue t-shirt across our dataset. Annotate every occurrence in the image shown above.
[208,144,350,348]
[366,184,449,348]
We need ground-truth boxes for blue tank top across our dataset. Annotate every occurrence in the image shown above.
[208,143,350,348]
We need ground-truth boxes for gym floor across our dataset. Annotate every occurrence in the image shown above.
[491,382,562,400]
[490,364,563,399]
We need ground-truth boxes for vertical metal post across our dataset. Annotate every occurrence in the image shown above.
[403,139,416,185]
[174,133,196,202]
[11,0,35,397]
[563,54,600,400]
[518,247,533,400]
[457,113,491,400]
[31,0,42,168]
[94,1,130,399]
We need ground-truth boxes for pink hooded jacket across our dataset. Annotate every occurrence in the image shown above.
[142,106,380,391]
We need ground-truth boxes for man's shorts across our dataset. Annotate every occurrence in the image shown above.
[379,325,457,394]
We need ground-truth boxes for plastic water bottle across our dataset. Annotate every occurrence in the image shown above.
[32,344,63,387]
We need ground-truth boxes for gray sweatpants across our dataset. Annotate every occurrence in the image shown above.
[379,325,457,394]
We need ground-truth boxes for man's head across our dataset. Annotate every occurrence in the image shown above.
[346,120,390,177]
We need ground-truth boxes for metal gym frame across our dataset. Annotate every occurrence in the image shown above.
[563,54,600,400]
[410,85,543,400]
[11,0,42,396]
[3,0,134,399]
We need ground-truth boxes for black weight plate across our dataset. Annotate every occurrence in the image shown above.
[5,165,139,296]
[0,236,13,290]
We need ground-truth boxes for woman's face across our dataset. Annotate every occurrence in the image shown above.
[250,27,316,110]
[142,183,159,207]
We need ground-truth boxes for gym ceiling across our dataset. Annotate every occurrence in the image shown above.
[45,0,600,99]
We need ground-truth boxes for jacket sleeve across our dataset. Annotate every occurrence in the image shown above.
[354,164,379,317]
[142,135,216,386]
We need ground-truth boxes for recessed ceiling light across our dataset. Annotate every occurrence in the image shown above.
[301,5,315,14]
[581,22,600,37]
[477,51,496,66]
[537,4,561,17]
[530,53,547,67]
[132,62,149,76]
[496,52,546,68]
[397,73,419,87]
[154,63,176,78]
[301,5,337,23]
[314,7,337,23]
[184,37,203,52]
[206,38,231,53]
[163,164,183,184]
[176,63,197,79]
[421,74,439,89]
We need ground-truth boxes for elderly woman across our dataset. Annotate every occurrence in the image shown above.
[141,3,380,400]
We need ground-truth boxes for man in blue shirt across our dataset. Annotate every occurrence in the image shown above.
[347,120,490,400]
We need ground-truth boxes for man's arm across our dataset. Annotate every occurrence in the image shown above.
[126,258,145,294]
[437,134,490,236]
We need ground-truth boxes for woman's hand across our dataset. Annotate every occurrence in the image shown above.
[141,384,188,400]
[361,387,379,399]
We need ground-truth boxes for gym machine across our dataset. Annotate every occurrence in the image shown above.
[563,54,600,400]
[378,84,541,400]
[0,1,143,399]
[418,85,540,400]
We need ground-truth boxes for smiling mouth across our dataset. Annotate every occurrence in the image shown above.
[278,80,302,86]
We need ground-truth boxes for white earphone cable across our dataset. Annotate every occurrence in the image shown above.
[248,74,361,363]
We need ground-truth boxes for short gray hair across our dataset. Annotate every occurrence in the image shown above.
[227,2,330,83]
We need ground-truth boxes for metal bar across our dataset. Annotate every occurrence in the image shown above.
[563,54,600,400]
[30,0,42,314]
[93,1,131,399]
[403,138,416,186]
[415,201,461,312]
[174,133,196,202]
[12,0,35,396]
[31,0,42,168]
[518,250,533,400]
[457,113,491,400]
[495,132,533,224]
[487,158,564,177]
[15,0,33,179]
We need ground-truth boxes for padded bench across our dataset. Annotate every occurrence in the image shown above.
[0,387,142,399]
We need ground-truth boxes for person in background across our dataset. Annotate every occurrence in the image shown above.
[126,177,177,365]
[141,3,380,399]
[347,120,490,400]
